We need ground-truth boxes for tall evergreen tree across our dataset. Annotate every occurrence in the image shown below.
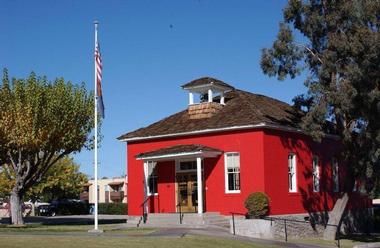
[261,0,379,239]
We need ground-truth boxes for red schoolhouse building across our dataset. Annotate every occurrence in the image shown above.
[118,77,370,217]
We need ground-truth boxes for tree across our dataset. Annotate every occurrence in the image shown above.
[261,0,379,240]
[29,156,88,202]
[0,69,94,225]
[0,156,88,208]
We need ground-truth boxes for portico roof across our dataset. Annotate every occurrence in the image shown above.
[108,181,124,186]
[136,144,222,161]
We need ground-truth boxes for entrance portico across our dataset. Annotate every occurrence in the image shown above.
[136,144,222,214]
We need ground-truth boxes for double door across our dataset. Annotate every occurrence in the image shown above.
[176,173,198,212]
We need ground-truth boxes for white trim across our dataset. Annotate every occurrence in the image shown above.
[208,89,213,103]
[182,82,233,92]
[312,156,320,193]
[332,158,339,192]
[224,152,241,194]
[220,91,225,105]
[197,157,203,214]
[143,161,149,213]
[137,151,221,161]
[288,153,297,193]
[146,161,158,196]
[121,124,266,142]
[189,92,194,105]
[175,159,204,173]
[119,122,339,143]
[148,193,159,196]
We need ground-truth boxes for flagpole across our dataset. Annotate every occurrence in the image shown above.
[93,20,99,231]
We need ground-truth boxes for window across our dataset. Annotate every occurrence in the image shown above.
[180,161,196,171]
[147,161,158,195]
[332,158,339,192]
[312,156,320,192]
[177,160,201,172]
[225,152,240,193]
[104,185,110,192]
[288,153,297,192]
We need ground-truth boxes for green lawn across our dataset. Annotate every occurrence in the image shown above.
[289,234,380,248]
[0,224,154,235]
[0,224,280,248]
[3,224,378,248]
[0,234,279,248]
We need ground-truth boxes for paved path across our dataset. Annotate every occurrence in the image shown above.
[0,225,333,248]
[0,215,127,225]
[0,215,335,247]
[144,227,332,248]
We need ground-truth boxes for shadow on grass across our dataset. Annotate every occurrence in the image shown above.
[342,234,380,243]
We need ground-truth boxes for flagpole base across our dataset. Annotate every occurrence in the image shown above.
[88,229,104,234]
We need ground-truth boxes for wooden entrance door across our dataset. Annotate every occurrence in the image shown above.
[176,173,198,212]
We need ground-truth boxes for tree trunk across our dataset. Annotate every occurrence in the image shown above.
[323,193,349,240]
[10,190,24,225]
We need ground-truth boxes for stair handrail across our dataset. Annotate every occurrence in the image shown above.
[140,197,149,224]
[176,203,183,224]
[229,212,246,236]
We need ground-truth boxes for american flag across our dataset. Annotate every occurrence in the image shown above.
[95,41,105,118]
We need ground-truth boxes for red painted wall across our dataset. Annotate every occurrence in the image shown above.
[126,128,370,216]
[263,129,371,215]
[127,129,265,216]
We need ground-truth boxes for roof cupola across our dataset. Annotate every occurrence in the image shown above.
[181,77,234,119]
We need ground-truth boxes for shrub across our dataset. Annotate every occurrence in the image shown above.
[244,192,269,218]
[98,203,128,215]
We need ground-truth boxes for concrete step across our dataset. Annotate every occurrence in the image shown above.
[128,212,231,229]
[125,216,143,227]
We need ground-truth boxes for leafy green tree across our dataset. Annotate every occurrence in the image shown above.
[0,156,88,203]
[0,166,13,200]
[0,69,94,225]
[261,0,379,240]
[28,156,88,202]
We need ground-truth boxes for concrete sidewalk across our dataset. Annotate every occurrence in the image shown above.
[0,215,127,225]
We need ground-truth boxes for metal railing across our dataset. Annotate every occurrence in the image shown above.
[230,212,246,236]
[140,197,149,224]
[230,213,341,248]
[262,216,341,248]
[176,203,183,224]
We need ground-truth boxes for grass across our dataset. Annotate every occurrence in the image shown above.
[289,234,380,248]
[3,223,379,248]
[0,224,155,235]
[0,224,280,248]
[0,233,279,248]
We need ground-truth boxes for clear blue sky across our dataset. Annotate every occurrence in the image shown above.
[0,0,307,178]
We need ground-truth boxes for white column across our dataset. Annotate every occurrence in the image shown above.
[143,161,149,215]
[208,89,213,102]
[189,92,194,105]
[220,91,225,105]
[196,157,203,214]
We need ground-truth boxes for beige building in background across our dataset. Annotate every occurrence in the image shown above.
[80,176,127,204]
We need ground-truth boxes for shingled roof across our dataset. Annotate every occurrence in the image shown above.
[118,89,304,142]
[136,144,222,159]
[181,77,235,90]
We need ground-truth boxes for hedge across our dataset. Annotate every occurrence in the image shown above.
[98,203,128,215]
